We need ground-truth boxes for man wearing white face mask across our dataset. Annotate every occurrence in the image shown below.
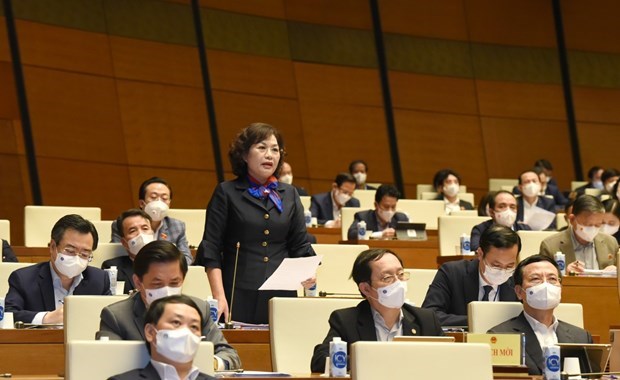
[349,159,376,190]
[109,294,216,380]
[310,172,360,227]
[310,249,443,373]
[540,195,617,272]
[99,241,241,370]
[6,214,111,324]
[516,170,556,230]
[422,225,519,326]
[347,185,409,240]
[488,255,593,375]
[111,177,192,265]
[278,161,308,196]
[432,169,473,214]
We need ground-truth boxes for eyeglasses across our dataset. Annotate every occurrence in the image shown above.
[60,247,93,262]
[377,271,411,285]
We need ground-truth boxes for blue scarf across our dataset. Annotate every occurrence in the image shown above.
[247,175,283,213]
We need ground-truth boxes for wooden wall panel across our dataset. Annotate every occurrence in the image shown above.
[0,17,9,61]
[0,62,19,121]
[572,87,620,124]
[284,0,372,29]
[576,122,620,174]
[201,0,286,19]
[562,0,620,53]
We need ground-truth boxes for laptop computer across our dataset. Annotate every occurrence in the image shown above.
[557,343,612,377]
[395,222,427,241]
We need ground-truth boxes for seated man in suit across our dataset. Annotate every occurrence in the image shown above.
[514,166,567,211]
[278,161,308,196]
[601,168,620,197]
[310,172,360,227]
[488,255,592,375]
[422,225,519,326]
[433,169,473,214]
[347,184,408,240]
[109,294,216,380]
[310,248,443,372]
[6,214,111,324]
[98,240,241,371]
[111,177,192,264]
[540,195,617,272]
[470,191,531,251]
[102,209,154,294]
[2,239,17,262]
[349,159,376,190]
[516,170,556,230]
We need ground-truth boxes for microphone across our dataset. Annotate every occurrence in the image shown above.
[224,242,241,329]
[561,371,620,380]
[318,291,361,298]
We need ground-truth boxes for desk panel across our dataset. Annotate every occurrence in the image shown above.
[340,237,440,269]
[307,227,340,244]
[222,330,271,371]
[0,329,64,376]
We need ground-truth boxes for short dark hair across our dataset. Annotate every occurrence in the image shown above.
[334,172,356,187]
[133,240,188,279]
[349,160,368,173]
[350,249,403,297]
[144,294,203,354]
[587,166,602,181]
[534,159,553,171]
[139,177,172,201]
[478,191,496,216]
[601,168,620,184]
[479,225,521,257]
[513,254,561,286]
[572,194,604,215]
[51,214,99,251]
[433,169,461,190]
[374,184,400,203]
[603,199,620,219]
[518,170,538,185]
[489,190,516,209]
[228,122,285,177]
[116,209,152,238]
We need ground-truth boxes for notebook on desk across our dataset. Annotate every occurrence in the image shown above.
[395,222,427,241]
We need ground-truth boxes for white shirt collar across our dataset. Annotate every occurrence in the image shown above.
[151,359,201,380]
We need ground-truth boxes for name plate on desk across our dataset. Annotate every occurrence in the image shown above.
[467,333,524,366]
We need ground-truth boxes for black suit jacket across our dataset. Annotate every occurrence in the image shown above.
[346,210,409,240]
[516,196,557,230]
[2,239,17,262]
[421,259,517,326]
[513,184,568,209]
[310,300,443,373]
[5,261,111,323]
[108,362,215,380]
[470,219,531,251]
[489,312,593,375]
[435,194,474,210]
[101,255,135,294]
[309,191,361,225]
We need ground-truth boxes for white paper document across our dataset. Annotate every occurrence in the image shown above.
[258,255,323,291]
[524,206,555,231]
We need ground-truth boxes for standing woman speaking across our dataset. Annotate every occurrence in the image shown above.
[197,123,316,324]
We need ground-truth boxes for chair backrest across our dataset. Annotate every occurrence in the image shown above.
[0,220,10,243]
[90,220,113,244]
[500,185,516,192]
[585,188,602,197]
[516,230,558,261]
[269,297,361,373]
[64,295,129,341]
[406,268,437,306]
[0,262,34,297]
[571,181,588,190]
[182,265,212,299]
[489,178,518,191]
[438,216,491,256]
[24,205,101,247]
[89,243,126,268]
[617,252,620,303]
[416,184,467,199]
[396,200,444,230]
[166,209,206,248]
[66,340,214,380]
[351,341,493,380]
[311,244,369,295]
[420,192,474,206]
[468,301,584,333]
[299,196,311,212]
[341,207,362,240]
[353,189,376,210]
[556,213,568,230]
[450,210,478,216]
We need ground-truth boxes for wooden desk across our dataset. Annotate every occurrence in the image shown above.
[222,329,271,371]
[307,227,341,244]
[0,329,64,376]
[12,246,50,263]
[340,237,440,269]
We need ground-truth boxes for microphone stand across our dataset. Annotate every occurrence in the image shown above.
[319,291,361,298]
[561,371,620,380]
[224,242,240,329]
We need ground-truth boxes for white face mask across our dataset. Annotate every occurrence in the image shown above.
[483,262,514,286]
[353,172,367,186]
[54,252,88,278]
[573,222,599,243]
[605,181,617,193]
[144,200,169,222]
[524,282,561,310]
[334,191,352,206]
[279,174,293,185]
[494,209,517,228]
[443,183,459,198]
[145,286,183,306]
[373,281,407,309]
[127,232,155,256]
[592,180,603,190]
[155,327,203,363]
[600,224,620,236]
[377,209,395,223]
[522,182,541,197]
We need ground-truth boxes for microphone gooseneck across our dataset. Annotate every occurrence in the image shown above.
[318,291,361,298]
[224,242,241,329]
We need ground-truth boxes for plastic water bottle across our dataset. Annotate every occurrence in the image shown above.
[0,297,4,325]
[554,252,566,275]
[304,210,312,228]
[305,282,318,297]
[460,234,471,255]
[207,296,218,323]
[543,345,561,380]
[357,220,367,240]
[105,266,118,295]
[329,337,347,377]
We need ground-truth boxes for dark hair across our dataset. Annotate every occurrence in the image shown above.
[374,184,400,203]
[51,214,99,251]
[144,294,203,354]
[572,194,604,215]
[350,249,403,297]
[479,225,521,257]
[587,166,602,181]
[532,166,545,176]
[433,169,461,191]
[513,254,561,286]
[534,159,553,171]
[564,199,574,214]
[133,240,188,279]
[478,191,496,216]
[489,190,516,209]
[139,177,172,201]
[518,170,538,185]
[116,209,152,239]
[228,123,285,177]
[334,172,356,187]
[601,168,620,184]
[603,199,620,220]
[349,160,368,174]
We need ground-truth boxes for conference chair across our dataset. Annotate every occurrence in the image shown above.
[66,340,214,380]
[182,265,212,299]
[353,189,376,210]
[406,268,437,306]
[366,182,382,189]
[351,341,493,380]
[556,213,568,230]
[420,192,475,206]
[450,210,478,216]
[24,205,101,247]
[0,219,10,243]
[89,243,126,268]
[468,301,584,333]
[516,230,557,261]
[489,178,518,191]
[90,220,113,244]
[416,184,466,199]
[617,252,619,303]
[438,215,491,256]
[0,262,34,296]
[571,181,588,191]
[311,244,369,296]
[396,200,444,230]
[299,196,311,212]
[340,207,362,240]
[585,188,602,197]
[166,208,206,248]
[269,297,360,373]
[64,295,129,341]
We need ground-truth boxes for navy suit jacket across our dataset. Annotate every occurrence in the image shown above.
[435,194,474,210]
[6,262,111,323]
[2,239,17,262]
[421,258,517,326]
[101,255,135,294]
[470,219,531,251]
[347,210,409,240]
[310,191,360,225]
[513,184,568,209]
[516,196,557,230]
[108,362,215,380]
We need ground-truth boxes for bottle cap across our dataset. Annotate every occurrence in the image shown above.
[333,337,341,342]
[111,266,117,270]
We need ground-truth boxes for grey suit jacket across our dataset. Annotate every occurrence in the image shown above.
[488,312,592,375]
[98,293,241,370]
[540,228,617,269]
[108,362,215,380]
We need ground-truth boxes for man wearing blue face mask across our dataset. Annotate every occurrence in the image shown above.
[310,248,443,373]
[422,225,520,326]
[488,255,593,375]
